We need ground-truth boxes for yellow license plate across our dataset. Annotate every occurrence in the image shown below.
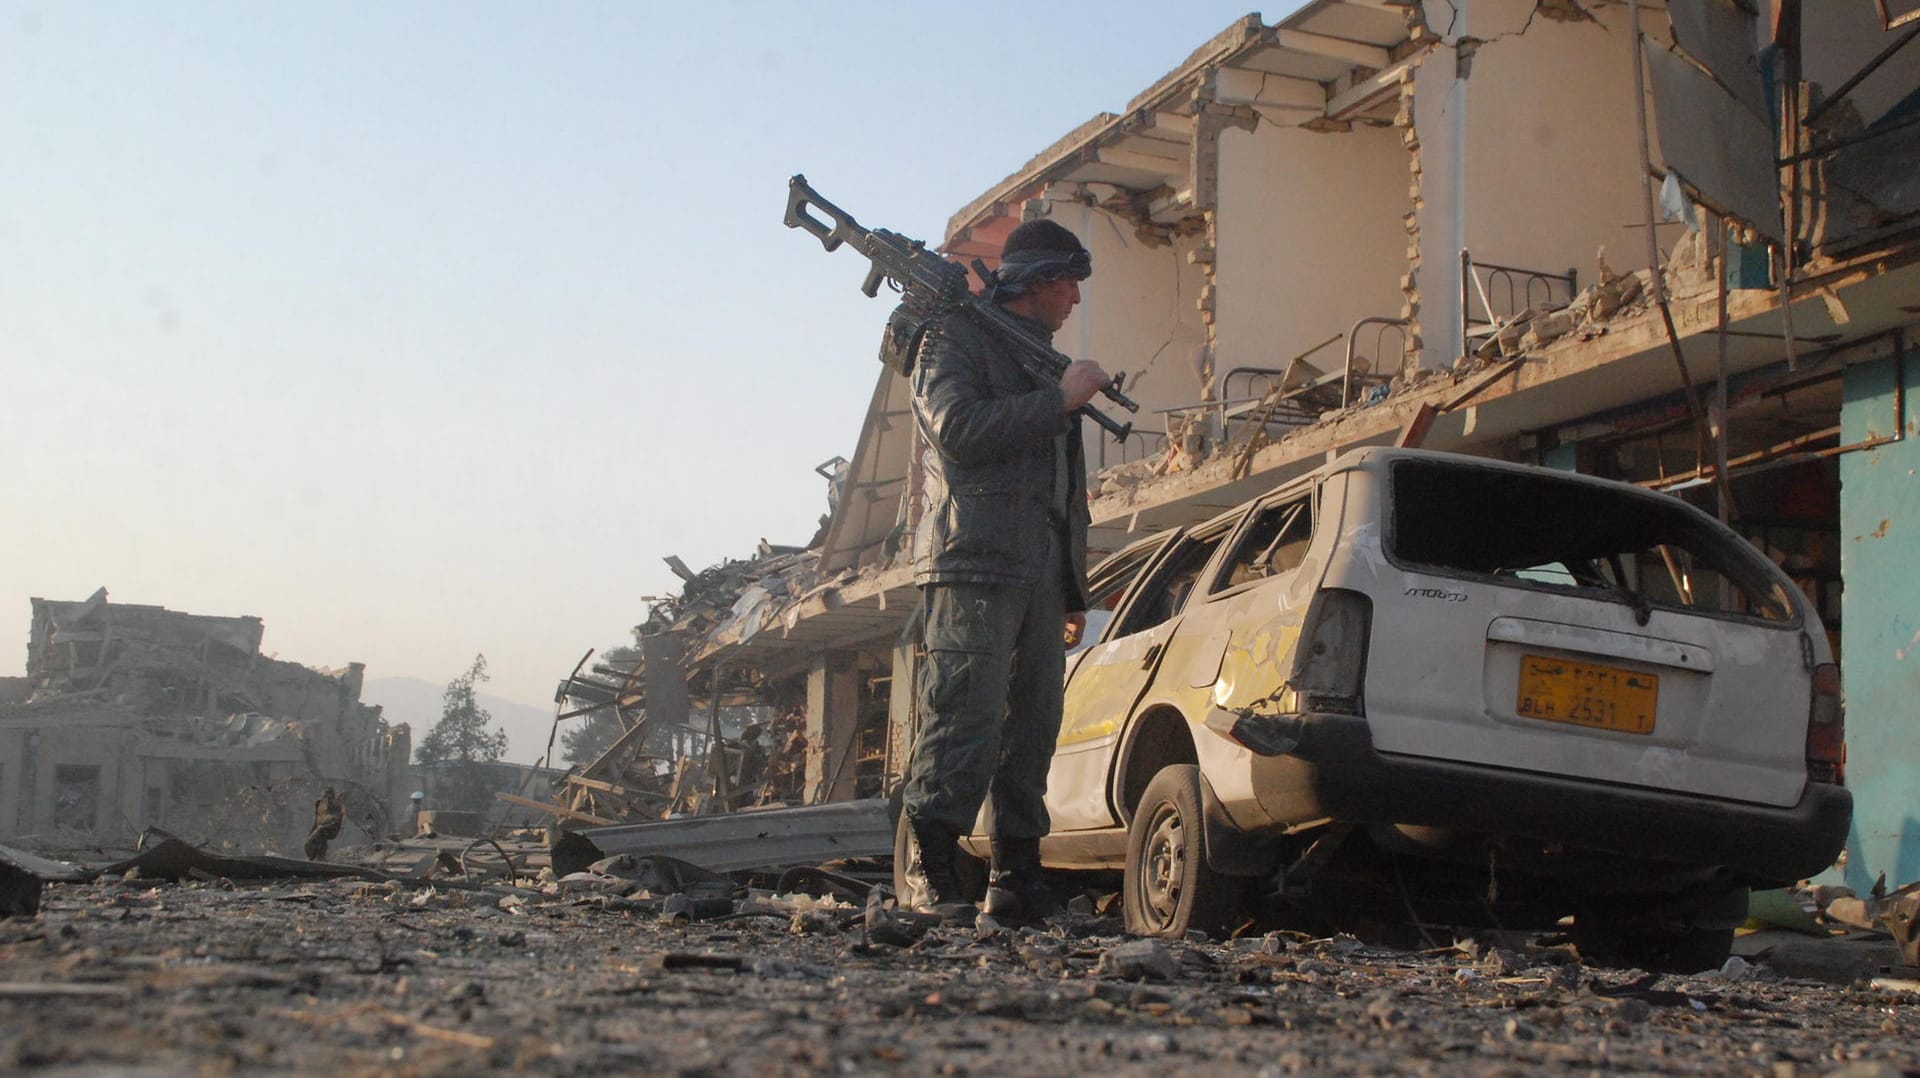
[1516,655,1658,734]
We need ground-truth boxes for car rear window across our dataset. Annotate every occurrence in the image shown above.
[1386,459,1795,623]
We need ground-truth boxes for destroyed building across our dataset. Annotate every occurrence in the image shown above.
[0,589,413,853]
[544,1,1918,896]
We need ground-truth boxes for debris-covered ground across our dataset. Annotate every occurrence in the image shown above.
[3,869,1917,1077]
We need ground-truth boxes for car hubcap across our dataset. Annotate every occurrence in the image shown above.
[1141,804,1185,926]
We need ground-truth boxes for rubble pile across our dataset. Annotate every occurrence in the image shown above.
[0,853,1914,1075]
[524,541,835,830]
[645,544,819,642]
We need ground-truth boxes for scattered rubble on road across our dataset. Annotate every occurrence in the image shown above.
[0,859,1916,1076]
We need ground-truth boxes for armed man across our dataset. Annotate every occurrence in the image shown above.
[897,218,1111,922]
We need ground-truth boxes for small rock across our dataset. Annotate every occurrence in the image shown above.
[1519,309,1575,351]
[1066,894,1095,916]
[1551,962,1585,991]
[1139,1033,1176,1054]
[1481,948,1528,977]
[1712,955,1757,981]
[1609,997,1652,1025]
[661,893,693,924]
[1095,939,1180,982]
[865,905,922,948]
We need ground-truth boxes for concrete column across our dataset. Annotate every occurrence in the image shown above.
[805,651,861,804]
[1837,347,1919,891]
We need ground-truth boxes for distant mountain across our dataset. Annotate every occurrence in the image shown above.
[361,676,558,767]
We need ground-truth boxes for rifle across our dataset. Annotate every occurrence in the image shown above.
[783,174,1139,442]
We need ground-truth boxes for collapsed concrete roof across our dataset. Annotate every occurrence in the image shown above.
[944,5,1416,256]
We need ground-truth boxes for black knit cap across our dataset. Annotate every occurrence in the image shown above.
[1002,218,1087,259]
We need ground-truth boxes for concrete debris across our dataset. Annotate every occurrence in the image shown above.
[863,893,925,947]
[643,545,817,640]
[1518,308,1576,351]
[1096,938,1181,981]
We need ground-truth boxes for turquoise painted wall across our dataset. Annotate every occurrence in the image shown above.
[1838,345,1920,892]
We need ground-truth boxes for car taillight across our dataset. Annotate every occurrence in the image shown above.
[1292,589,1372,715]
[1806,662,1845,784]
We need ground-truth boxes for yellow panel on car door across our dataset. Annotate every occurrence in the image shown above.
[1057,619,1180,749]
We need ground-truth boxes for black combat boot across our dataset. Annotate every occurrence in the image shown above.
[906,815,978,923]
[983,835,1061,923]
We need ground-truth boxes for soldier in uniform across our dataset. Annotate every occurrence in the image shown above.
[899,218,1111,921]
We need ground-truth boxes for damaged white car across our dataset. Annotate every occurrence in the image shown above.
[956,447,1850,970]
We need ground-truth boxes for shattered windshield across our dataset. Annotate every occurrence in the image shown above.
[1385,460,1796,624]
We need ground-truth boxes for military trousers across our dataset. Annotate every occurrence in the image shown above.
[902,529,1067,841]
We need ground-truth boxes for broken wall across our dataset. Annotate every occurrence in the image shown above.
[1014,194,1213,469]
[1213,120,1407,385]
[1414,1,1668,366]
[1,713,131,839]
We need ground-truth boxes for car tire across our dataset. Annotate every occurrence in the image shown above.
[1123,764,1242,938]
[890,809,986,908]
[1579,924,1736,975]
[1575,889,1744,974]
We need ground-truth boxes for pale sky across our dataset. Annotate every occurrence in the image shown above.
[1,1,1285,759]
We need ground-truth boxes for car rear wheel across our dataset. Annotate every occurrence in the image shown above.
[1123,765,1241,938]
[1577,924,1736,974]
[1574,889,1745,974]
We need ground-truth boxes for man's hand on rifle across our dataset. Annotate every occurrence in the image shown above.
[1060,360,1113,412]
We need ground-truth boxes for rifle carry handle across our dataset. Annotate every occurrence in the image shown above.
[784,174,857,254]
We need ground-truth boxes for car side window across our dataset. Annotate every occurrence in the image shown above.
[1213,494,1315,593]
[1111,532,1227,637]
[1072,540,1167,655]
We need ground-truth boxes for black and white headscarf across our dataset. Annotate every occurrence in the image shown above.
[987,247,1092,300]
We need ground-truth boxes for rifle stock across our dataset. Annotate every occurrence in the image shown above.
[784,174,1138,442]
